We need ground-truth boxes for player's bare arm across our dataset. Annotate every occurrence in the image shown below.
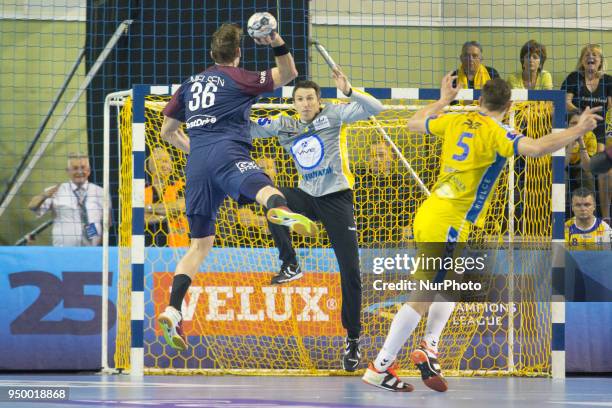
[517,106,603,157]
[407,72,461,133]
[256,32,298,89]
[160,116,190,154]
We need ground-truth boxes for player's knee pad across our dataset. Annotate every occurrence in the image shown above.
[238,172,274,202]
[187,214,216,239]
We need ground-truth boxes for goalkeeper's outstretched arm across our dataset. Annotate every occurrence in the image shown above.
[333,67,384,122]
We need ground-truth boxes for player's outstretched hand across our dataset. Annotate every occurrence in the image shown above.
[440,72,460,104]
[576,106,603,133]
[332,67,352,96]
[253,31,280,46]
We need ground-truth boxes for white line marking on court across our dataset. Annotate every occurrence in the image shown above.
[0,379,257,388]
[549,402,612,406]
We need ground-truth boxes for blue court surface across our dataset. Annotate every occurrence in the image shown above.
[1,375,612,408]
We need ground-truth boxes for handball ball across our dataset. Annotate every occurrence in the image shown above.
[247,12,277,39]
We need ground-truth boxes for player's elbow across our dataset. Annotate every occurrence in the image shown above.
[369,99,384,116]
[519,138,545,158]
[283,67,298,84]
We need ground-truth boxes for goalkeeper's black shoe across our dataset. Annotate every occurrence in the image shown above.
[410,340,448,392]
[271,262,303,284]
[342,337,361,372]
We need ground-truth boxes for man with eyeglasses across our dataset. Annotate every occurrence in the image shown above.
[565,187,611,249]
[452,41,500,89]
[28,153,108,246]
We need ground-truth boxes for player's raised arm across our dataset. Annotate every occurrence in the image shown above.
[333,67,384,123]
[407,72,461,133]
[517,106,602,157]
[255,32,298,89]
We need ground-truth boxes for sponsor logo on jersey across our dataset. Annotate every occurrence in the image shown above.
[235,160,260,173]
[186,114,217,129]
[291,134,324,169]
[313,115,331,131]
[257,117,272,126]
[302,165,333,181]
[259,70,267,84]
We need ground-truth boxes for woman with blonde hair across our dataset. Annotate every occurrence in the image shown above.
[561,44,612,220]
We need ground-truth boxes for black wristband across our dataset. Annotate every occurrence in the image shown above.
[345,88,353,97]
[272,44,289,57]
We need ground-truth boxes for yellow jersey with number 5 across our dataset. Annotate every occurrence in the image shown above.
[425,111,524,227]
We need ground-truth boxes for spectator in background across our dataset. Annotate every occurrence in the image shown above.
[507,40,553,90]
[145,147,189,247]
[565,111,598,194]
[452,41,500,89]
[28,153,107,246]
[565,187,611,249]
[561,44,612,220]
[354,141,413,245]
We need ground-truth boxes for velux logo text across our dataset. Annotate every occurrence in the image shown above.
[179,286,331,322]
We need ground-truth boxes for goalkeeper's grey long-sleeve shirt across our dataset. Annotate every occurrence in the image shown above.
[250,90,384,197]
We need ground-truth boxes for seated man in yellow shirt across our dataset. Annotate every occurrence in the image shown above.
[565,187,612,249]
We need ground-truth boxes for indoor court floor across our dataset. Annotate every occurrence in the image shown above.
[1,374,612,407]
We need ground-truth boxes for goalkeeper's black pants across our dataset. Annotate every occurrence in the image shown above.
[268,187,362,339]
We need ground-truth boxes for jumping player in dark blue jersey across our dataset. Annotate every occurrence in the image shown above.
[157,23,318,351]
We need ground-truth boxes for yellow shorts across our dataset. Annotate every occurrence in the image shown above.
[413,197,470,243]
[411,197,471,282]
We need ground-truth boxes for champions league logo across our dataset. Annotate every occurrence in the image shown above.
[291,135,324,170]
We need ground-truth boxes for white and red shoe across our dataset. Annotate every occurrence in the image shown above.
[362,361,414,392]
[410,341,448,392]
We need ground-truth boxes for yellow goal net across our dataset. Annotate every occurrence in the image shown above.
[114,89,556,376]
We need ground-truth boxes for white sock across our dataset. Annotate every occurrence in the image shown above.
[423,301,456,352]
[374,304,422,371]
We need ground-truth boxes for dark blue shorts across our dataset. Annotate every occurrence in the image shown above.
[185,140,273,237]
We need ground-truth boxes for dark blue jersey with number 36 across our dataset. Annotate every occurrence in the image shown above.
[163,65,274,151]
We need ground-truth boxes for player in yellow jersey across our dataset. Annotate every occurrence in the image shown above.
[362,73,602,393]
[566,187,612,249]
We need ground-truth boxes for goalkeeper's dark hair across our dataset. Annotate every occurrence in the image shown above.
[211,23,242,64]
[572,187,596,201]
[292,80,321,99]
[481,78,511,112]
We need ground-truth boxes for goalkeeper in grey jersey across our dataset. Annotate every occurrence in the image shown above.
[250,67,383,371]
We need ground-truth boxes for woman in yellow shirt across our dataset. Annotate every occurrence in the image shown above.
[507,40,553,90]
